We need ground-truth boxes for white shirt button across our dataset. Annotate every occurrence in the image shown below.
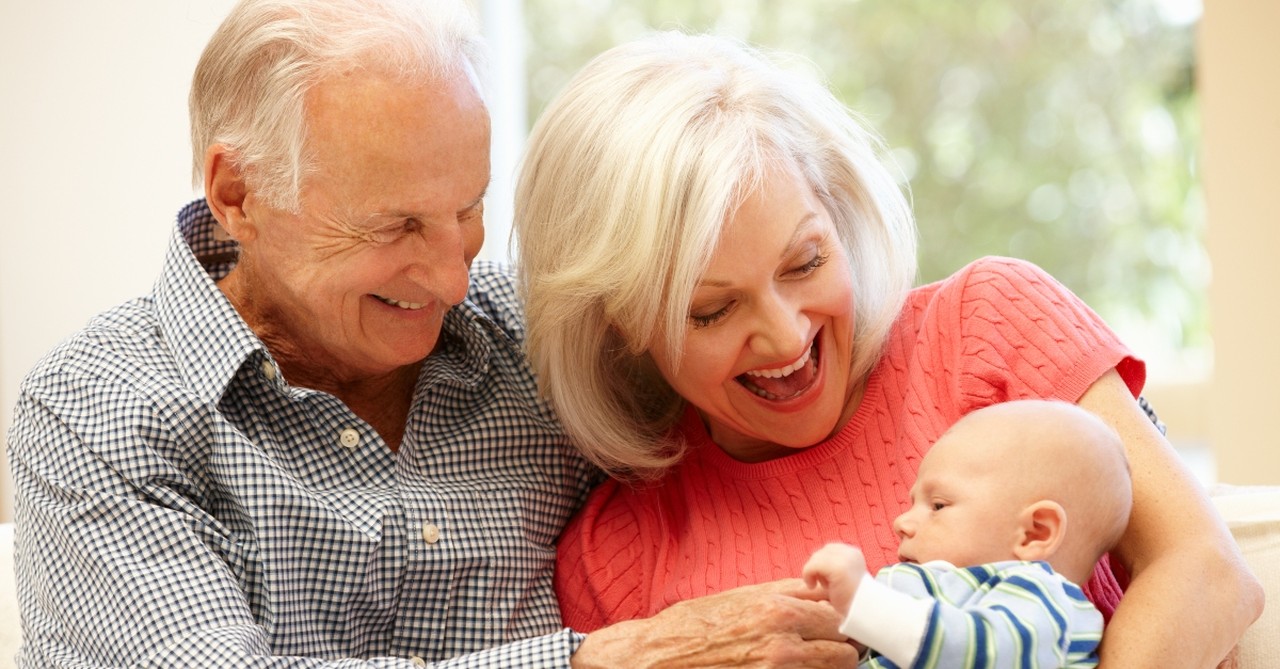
[410,656,427,667]
[421,522,441,544]
[261,360,276,381]
[338,428,360,449]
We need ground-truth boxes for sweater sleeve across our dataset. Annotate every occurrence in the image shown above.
[920,257,1138,621]
[943,257,1145,412]
[554,479,653,633]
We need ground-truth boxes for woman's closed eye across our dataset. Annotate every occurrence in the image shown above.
[790,252,830,277]
[689,253,830,328]
[690,302,733,328]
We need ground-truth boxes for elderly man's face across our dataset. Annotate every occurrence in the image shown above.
[236,69,490,381]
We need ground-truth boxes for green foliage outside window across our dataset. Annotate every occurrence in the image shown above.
[523,0,1204,362]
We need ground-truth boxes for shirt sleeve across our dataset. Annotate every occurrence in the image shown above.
[8,386,581,669]
[849,562,1103,669]
[842,571,933,666]
[554,480,653,633]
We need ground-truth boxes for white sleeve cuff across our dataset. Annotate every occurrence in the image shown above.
[839,572,935,668]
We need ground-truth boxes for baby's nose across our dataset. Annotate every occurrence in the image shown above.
[892,511,912,538]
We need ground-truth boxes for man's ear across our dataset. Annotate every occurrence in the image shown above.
[1012,500,1067,562]
[203,144,255,243]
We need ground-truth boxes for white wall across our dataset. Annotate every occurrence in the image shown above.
[0,1,234,522]
[1200,0,1280,486]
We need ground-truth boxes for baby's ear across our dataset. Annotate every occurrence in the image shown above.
[1012,500,1067,562]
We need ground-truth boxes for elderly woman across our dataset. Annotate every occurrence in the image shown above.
[516,32,1262,667]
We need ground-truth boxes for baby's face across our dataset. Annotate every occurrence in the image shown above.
[892,430,1027,567]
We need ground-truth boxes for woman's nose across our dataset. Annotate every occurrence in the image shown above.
[748,290,809,359]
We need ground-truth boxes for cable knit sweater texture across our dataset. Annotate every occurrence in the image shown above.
[554,256,1144,632]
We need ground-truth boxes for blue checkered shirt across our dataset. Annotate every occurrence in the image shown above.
[8,200,599,667]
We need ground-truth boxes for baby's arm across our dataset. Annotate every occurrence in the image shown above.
[846,562,1102,668]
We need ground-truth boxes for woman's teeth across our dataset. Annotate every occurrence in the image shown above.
[744,344,813,379]
[376,295,424,310]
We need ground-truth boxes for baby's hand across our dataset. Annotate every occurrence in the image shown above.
[802,543,867,616]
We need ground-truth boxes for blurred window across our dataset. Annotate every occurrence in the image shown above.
[521,0,1204,373]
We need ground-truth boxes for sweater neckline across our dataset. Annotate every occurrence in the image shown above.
[679,366,884,480]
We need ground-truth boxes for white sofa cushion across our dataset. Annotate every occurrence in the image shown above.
[1212,484,1280,668]
[1,523,16,669]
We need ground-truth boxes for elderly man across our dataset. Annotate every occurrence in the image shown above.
[8,0,851,667]
[8,0,587,665]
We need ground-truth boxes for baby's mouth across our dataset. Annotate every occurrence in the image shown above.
[736,338,820,400]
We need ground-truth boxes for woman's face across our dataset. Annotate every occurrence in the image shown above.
[650,162,859,462]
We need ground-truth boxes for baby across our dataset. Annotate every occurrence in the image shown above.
[804,399,1133,668]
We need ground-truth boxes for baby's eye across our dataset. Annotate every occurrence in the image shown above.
[931,502,947,511]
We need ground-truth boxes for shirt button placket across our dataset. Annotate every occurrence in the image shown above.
[338,428,360,450]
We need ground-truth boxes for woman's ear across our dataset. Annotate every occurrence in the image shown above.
[203,144,255,243]
[1012,500,1067,562]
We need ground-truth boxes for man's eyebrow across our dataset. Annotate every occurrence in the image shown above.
[366,183,491,221]
[462,185,489,211]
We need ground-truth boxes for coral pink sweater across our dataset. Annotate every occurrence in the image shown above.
[555,257,1144,632]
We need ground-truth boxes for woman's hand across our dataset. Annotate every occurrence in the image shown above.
[571,578,856,668]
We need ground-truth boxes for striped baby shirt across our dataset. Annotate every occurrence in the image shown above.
[849,560,1101,669]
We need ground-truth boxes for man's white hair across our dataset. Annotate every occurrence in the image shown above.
[189,0,485,212]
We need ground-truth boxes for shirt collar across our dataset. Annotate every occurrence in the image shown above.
[153,199,267,404]
[153,199,497,404]
[428,285,509,392]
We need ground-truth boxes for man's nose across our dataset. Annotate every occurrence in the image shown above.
[405,221,475,305]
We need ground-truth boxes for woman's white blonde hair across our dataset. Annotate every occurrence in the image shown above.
[515,31,917,479]
[189,0,484,212]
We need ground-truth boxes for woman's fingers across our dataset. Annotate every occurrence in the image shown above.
[574,579,856,668]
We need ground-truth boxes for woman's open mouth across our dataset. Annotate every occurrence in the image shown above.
[736,337,821,401]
